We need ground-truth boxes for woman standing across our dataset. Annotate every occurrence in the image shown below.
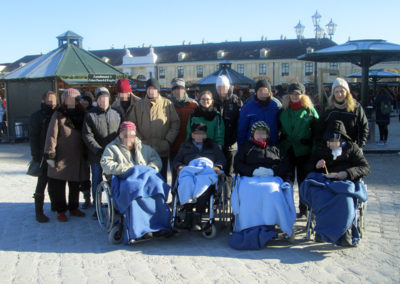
[374,88,393,145]
[186,90,225,146]
[44,88,89,222]
[279,82,319,218]
[318,78,369,149]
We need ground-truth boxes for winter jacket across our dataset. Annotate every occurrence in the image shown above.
[100,136,162,176]
[374,90,393,125]
[279,96,319,157]
[132,96,180,158]
[234,140,291,182]
[170,94,197,153]
[44,108,90,182]
[237,95,281,146]
[82,106,121,163]
[29,104,56,163]
[173,138,226,171]
[111,94,141,122]
[186,107,225,146]
[318,102,369,148]
[214,90,243,150]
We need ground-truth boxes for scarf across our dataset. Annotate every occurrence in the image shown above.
[289,101,303,110]
[251,137,267,148]
[334,99,348,110]
[192,105,219,121]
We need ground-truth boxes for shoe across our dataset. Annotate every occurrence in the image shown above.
[81,200,91,209]
[296,211,307,219]
[36,212,50,223]
[137,232,153,241]
[34,195,50,223]
[57,211,68,222]
[92,211,98,220]
[153,230,170,238]
[315,233,323,243]
[70,209,86,217]
[191,213,202,231]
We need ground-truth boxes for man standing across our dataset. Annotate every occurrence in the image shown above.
[29,91,58,222]
[82,87,121,217]
[213,75,242,191]
[169,78,197,184]
[111,78,141,122]
[133,78,180,181]
[237,79,281,147]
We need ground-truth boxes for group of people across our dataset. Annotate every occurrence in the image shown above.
[28,74,371,248]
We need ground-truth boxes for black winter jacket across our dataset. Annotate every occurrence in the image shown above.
[173,138,226,171]
[214,90,243,150]
[82,106,121,163]
[234,140,292,182]
[306,142,370,182]
[318,102,369,148]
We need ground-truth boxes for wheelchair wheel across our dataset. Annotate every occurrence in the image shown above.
[95,181,115,233]
[108,226,123,245]
[202,224,217,239]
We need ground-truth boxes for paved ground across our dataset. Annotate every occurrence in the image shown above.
[0,143,399,283]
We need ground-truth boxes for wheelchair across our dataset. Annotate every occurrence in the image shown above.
[95,180,124,245]
[305,182,367,242]
[170,172,232,239]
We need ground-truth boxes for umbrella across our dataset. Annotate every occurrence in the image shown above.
[298,39,400,108]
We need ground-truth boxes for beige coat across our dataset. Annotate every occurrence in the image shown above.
[44,111,90,182]
[111,94,141,122]
[132,96,180,157]
[100,137,162,176]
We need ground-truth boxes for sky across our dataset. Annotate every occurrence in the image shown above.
[1,0,400,63]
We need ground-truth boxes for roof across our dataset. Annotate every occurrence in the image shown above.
[195,63,255,86]
[57,31,83,40]
[345,69,400,78]
[4,43,123,79]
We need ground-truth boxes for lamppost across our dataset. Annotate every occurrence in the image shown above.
[294,21,305,40]
[312,10,324,40]
[326,19,337,40]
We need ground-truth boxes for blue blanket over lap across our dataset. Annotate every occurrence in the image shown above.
[111,165,171,244]
[300,172,368,244]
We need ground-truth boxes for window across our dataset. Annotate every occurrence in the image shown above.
[260,48,269,58]
[305,62,313,76]
[178,52,186,61]
[259,63,267,75]
[216,64,220,71]
[159,67,165,79]
[329,62,339,69]
[281,63,289,76]
[237,64,244,74]
[197,65,203,78]
[217,50,224,59]
[177,66,184,78]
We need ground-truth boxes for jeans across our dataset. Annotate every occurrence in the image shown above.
[90,162,103,204]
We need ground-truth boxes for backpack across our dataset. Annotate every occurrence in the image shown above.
[380,100,391,115]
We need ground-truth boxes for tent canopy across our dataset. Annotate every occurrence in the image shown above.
[345,69,400,79]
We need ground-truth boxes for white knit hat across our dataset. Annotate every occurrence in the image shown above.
[331,77,350,96]
[216,75,230,88]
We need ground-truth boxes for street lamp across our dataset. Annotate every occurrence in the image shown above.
[294,21,305,40]
[326,19,337,40]
[312,11,323,40]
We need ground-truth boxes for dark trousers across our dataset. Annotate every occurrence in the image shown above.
[34,165,54,205]
[378,124,389,141]
[222,147,235,197]
[160,156,169,183]
[288,149,310,213]
[48,178,80,213]
[169,151,178,187]
[183,186,213,214]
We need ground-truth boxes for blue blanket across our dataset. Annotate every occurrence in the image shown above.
[111,166,171,244]
[177,158,218,205]
[229,176,296,250]
[300,172,368,244]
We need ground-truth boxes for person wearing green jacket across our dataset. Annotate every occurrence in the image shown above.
[279,82,319,218]
[186,90,225,146]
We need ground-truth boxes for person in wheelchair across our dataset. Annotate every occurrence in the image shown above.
[100,121,172,244]
[229,121,296,250]
[301,120,370,246]
[172,123,226,231]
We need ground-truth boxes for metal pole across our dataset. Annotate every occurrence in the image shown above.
[361,57,370,109]
[314,62,318,98]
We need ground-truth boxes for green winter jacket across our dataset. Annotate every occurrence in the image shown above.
[279,106,319,157]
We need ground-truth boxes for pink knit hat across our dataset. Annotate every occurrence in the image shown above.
[120,121,136,134]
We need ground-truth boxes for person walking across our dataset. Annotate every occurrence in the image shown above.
[374,88,394,145]
[29,91,58,222]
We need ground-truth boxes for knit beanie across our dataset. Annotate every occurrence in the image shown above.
[120,121,136,134]
[171,78,186,89]
[191,123,207,133]
[331,78,350,96]
[146,78,160,92]
[61,88,80,103]
[116,78,132,93]
[216,75,230,88]
[251,121,270,137]
[94,87,110,99]
[255,79,271,93]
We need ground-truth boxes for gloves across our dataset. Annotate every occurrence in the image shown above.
[47,160,55,168]
[252,167,274,177]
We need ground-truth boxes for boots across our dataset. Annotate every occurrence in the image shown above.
[34,193,49,223]
[180,212,193,230]
[191,213,202,231]
[81,190,91,209]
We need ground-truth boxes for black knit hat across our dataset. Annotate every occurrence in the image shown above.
[255,79,271,93]
[251,121,270,137]
[146,78,160,92]
[191,123,207,133]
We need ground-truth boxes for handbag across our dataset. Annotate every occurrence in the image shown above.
[27,159,42,177]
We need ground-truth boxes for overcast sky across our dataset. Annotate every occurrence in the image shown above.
[1,0,399,63]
